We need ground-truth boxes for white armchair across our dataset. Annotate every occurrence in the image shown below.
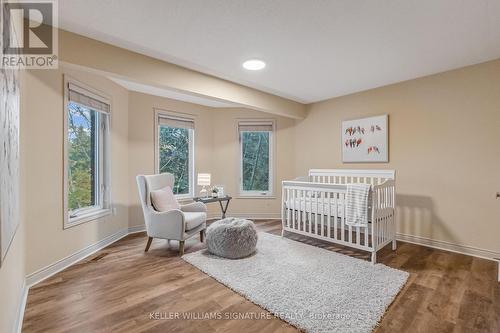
[136,173,207,255]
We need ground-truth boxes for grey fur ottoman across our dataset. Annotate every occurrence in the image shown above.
[206,218,258,259]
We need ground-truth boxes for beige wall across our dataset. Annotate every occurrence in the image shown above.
[23,65,130,275]
[128,93,296,225]
[210,108,296,218]
[295,59,500,253]
[128,92,214,225]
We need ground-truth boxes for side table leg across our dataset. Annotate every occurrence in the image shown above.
[218,199,231,219]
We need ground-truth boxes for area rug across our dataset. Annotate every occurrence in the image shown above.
[182,232,409,333]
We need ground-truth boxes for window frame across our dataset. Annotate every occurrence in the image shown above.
[154,109,195,200]
[238,119,275,198]
[63,76,111,229]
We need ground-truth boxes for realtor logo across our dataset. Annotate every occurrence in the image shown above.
[1,0,58,69]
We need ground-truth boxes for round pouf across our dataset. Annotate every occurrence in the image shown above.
[206,218,258,259]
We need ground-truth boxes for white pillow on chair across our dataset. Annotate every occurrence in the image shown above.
[150,186,180,212]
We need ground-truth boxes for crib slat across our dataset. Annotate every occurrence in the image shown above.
[327,191,331,238]
[386,215,389,245]
[315,190,319,235]
[364,224,368,247]
[304,190,307,232]
[386,215,389,244]
[380,210,383,246]
[382,216,385,247]
[297,189,300,230]
[378,215,381,247]
[341,192,345,242]
[333,192,338,240]
[321,192,325,236]
[286,188,291,228]
[384,215,387,246]
[292,189,296,230]
[348,223,353,244]
[298,190,303,231]
[356,226,360,246]
[366,188,371,247]
[305,200,308,232]
[307,192,312,233]
[380,216,383,249]
[303,190,307,232]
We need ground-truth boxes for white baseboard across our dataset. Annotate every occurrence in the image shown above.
[128,225,146,234]
[25,228,130,288]
[14,281,28,333]
[396,232,500,262]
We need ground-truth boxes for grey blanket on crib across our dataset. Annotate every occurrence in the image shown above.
[345,183,371,227]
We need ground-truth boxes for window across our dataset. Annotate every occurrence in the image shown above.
[64,79,110,228]
[239,120,274,197]
[156,112,195,199]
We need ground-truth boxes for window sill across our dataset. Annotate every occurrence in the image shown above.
[65,208,111,229]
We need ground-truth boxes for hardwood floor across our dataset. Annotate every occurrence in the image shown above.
[22,220,500,333]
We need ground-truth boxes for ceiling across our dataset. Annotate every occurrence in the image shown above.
[108,77,239,108]
[59,0,500,104]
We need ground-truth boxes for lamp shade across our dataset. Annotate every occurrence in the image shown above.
[197,173,211,186]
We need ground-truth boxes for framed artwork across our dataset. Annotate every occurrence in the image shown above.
[0,66,21,266]
[342,114,388,163]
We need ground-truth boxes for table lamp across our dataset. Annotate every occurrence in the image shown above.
[197,173,211,197]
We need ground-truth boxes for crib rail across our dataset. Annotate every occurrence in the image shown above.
[309,169,395,186]
[281,175,396,263]
[281,180,371,252]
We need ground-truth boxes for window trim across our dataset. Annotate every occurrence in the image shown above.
[238,119,275,198]
[63,76,112,229]
[154,109,195,200]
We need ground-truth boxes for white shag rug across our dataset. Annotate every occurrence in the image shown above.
[182,232,409,333]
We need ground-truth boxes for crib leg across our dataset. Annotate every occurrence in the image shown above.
[392,239,397,251]
[371,252,377,264]
[281,229,285,237]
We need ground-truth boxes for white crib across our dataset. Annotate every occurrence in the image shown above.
[281,169,396,264]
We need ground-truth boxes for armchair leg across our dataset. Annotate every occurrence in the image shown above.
[179,240,185,256]
[145,237,153,252]
[200,230,205,242]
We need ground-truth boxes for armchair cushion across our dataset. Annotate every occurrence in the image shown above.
[184,212,207,231]
[181,202,207,213]
[150,186,180,212]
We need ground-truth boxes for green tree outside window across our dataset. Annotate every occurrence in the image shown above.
[158,126,191,195]
[241,131,270,192]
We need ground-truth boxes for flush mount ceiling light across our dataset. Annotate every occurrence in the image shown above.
[242,59,266,71]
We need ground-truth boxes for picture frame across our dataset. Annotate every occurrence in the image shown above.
[0,66,21,266]
[341,114,388,163]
